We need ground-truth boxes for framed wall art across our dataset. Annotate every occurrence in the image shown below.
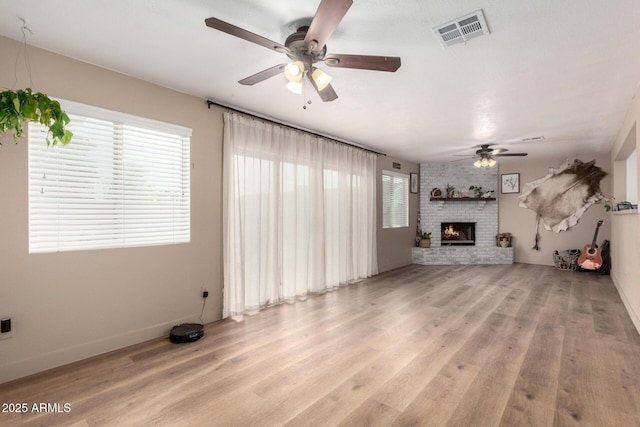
[410,173,418,194]
[501,173,520,194]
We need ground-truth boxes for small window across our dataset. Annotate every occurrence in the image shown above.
[615,123,638,207]
[382,170,409,228]
[28,100,191,253]
[626,148,637,204]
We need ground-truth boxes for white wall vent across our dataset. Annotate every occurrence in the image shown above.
[433,9,490,48]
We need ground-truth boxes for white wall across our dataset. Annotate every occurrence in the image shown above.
[376,156,419,272]
[610,87,640,332]
[0,36,223,383]
[498,155,611,266]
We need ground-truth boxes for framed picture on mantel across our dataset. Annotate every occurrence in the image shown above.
[501,173,520,194]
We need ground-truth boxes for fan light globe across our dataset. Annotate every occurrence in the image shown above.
[311,68,332,91]
[286,81,303,94]
[285,61,304,83]
[475,154,497,168]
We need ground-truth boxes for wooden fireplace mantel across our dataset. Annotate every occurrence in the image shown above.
[429,197,496,210]
[429,197,496,201]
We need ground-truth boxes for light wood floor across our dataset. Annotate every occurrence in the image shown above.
[2,264,640,426]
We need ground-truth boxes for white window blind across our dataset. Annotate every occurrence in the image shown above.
[28,100,191,253]
[382,170,409,228]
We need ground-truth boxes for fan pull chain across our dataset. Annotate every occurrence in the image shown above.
[302,77,312,110]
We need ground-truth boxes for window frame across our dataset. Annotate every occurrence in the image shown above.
[28,99,192,253]
[381,170,409,229]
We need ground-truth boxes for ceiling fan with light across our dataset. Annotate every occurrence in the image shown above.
[455,144,528,168]
[204,0,401,102]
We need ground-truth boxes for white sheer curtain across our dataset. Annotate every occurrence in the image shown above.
[222,112,378,318]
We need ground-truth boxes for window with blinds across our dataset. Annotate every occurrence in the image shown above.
[28,100,191,253]
[382,170,409,228]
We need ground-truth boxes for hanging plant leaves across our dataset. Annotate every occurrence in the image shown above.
[0,88,72,147]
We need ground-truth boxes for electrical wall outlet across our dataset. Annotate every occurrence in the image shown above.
[0,318,12,340]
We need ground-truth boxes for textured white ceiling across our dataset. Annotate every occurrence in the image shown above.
[1,0,639,163]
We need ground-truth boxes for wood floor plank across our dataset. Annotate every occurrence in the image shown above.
[493,288,528,316]
[499,280,569,427]
[370,287,514,412]
[337,398,401,427]
[284,344,422,426]
[392,360,482,426]
[445,281,550,426]
[1,264,640,427]
[499,323,565,427]
[223,345,381,426]
[588,275,629,340]
[568,273,593,315]
[553,313,617,426]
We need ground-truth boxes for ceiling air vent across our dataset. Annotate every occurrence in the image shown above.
[433,9,490,48]
[521,136,545,142]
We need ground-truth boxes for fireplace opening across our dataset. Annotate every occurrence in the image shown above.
[441,222,476,246]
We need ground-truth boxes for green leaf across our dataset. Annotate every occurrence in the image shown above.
[22,103,33,118]
[61,129,73,145]
[12,119,23,142]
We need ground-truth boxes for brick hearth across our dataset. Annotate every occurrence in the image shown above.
[412,246,514,265]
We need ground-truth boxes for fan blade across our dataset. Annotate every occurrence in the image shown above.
[239,64,287,86]
[317,84,339,102]
[307,72,338,102]
[324,54,401,72]
[304,0,353,51]
[495,153,528,157]
[205,17,290,55]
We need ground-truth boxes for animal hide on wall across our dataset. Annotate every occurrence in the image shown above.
[518,159,606,239]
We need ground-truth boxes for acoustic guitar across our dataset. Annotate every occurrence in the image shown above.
[578,220,603,270]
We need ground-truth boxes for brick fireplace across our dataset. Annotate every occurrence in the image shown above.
[412,162,513,265]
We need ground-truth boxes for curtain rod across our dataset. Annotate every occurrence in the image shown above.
[205,99,386,156]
